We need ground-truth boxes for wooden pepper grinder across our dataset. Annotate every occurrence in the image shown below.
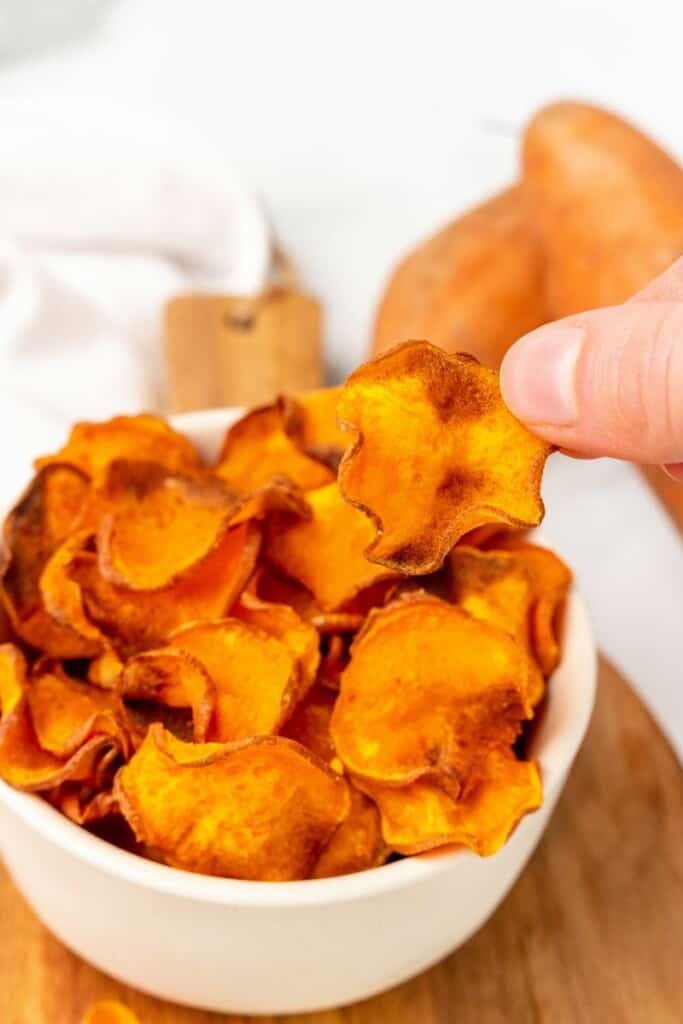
[164,251,323,411]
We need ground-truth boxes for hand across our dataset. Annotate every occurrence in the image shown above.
[500,257,683,480]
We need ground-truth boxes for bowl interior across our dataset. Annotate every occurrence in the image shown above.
[0,406,597,906]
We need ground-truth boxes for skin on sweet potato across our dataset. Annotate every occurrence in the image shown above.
[523,101,683,317]
[372,186,546,368]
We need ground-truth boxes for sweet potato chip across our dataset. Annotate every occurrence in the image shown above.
[449,546,544,706]
[169,619,299,741]
[282,686,388,876]
[215,402,335,493]
[55,785,119,826]
[312,784,387,878]
[121,649,215,742]
[116,726,350,880]
[74,522,260,655]
[88,649,124,689]
[331,596,530,793]
[284,387,349,468]
[95,461,307,591]
[28,660,132,759]
[0,644,116,792]
[36,414,201,483]
[338,341,552,573]
[282,685,338,763]
[0,464,98,657]
[81,1000,141,1024]
[39,531,108,656]
[357,749,542,856]
[232,590,320,696]
[265,482,399,610]
[493,540,573,676]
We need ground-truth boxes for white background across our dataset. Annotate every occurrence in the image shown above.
[0,0,681,755]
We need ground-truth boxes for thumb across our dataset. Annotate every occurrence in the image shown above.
[500,299,683,464]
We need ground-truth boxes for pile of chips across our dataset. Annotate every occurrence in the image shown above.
[0,342,570,881]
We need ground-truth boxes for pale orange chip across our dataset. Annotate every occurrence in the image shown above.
[492,540,573,676]
[284,387,349,468]
[169,619,299,742]
[28,660,132,759]
[120,648,215,742]
[331,596,530,793]
[73,522,261,656]
[115,726,350,880]
[232,590,320,696]
[282,685,338,763]
[357,748,542,856]
[338,341,552,573]
[0,644,117,792]
[36,414,202,483]
[0,464,97,657]
[95,461,307,592]
[282,686,388,877]
[265,482,399,610]
[81,1000,142,1024]
[215,403,334,493]
[88,649,125,690]
[449,546,544,706]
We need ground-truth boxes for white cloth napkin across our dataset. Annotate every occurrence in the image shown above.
[0,96,271,507]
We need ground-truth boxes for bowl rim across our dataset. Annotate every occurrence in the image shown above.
[0,407,597,909]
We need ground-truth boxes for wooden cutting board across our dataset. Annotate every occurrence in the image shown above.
[2,656,682,1024]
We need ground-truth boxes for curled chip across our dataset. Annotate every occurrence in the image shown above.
[338,341,552,573]
[54,785,119,826]
[283,686,388,876]
[40,531,108,656]
[81,1001,142,1024]
[169,619,299,742]
[449,546,544,706]
[96,461,307,591]
[284,387,349,468]
[0,644,117,792]
[72,522,261,655]
[215,402,335,493]
[265,483,399,610]
[357,749,542,856]
[28,660,131,758]
[331,596,530,793]
[233,590,320,696]
[121,648,215,742]
[36,414,201,483]
[493,539,572,675]
[0,464,98,657]
[115,726,350,880]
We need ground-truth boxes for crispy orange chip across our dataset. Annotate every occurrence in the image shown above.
[215,402,335,493]
[284,387,349,468]
[357,749,542,856]
[73,522,260,655]
[282,686,388,876]
[265,482,399,610]
[95,462,307,592]
[81,1000,142,1024]
[28,660,131,759]
[36,414,201,483]
[39,531,108,656]
[331,596,530,793]
[493,540,573,675]
[0,644,117,792]
[0,464,98,657]
[449,546,544,706]
[169,619,299,742]
[338,341,552,573]
[116,726,350,880]
[233,590,320,696]
[121,648,215,742]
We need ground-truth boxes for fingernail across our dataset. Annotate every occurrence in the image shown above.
[500,325,585,426]
[662,463,683,483]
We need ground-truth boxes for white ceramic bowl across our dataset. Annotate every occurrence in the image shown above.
[0,409,597,1016]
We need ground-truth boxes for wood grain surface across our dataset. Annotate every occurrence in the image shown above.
[2,657,682,1024]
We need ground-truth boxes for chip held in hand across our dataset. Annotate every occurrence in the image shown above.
[338,341,552,574]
